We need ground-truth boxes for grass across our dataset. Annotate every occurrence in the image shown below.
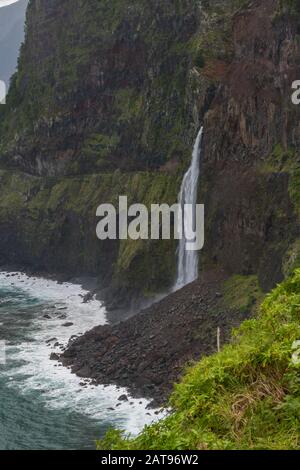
[97,269,300,450]
[222,275,263,314]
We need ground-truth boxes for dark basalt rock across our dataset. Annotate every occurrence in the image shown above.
[0,0,299,311]
[118,395,128,402]
[50,353,60,361]
[61,270,253,406]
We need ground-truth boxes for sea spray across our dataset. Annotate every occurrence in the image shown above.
[0,271,165,447]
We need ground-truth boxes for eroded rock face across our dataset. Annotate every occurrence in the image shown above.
[0,0,201,175]
[205,0,300,164]
[0,0,299,303]
[201,0,300,290]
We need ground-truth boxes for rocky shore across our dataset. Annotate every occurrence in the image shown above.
[60,270,254,407]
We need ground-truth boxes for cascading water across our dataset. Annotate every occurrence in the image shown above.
[175,127,204,290]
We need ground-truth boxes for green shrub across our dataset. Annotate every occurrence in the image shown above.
[97,269,300,450]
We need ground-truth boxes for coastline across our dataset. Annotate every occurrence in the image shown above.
[0,268,165,437]
[0,263,158,325]
[60,270,254,408]
[0,264,257,410]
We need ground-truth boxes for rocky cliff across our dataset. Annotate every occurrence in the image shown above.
[202,0,300,291]
[0,0,299,307]
[0,0,201,175]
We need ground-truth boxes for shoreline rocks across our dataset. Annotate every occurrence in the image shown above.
[60,270,252,407]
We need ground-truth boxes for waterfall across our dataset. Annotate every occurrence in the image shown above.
[175,127,204,290]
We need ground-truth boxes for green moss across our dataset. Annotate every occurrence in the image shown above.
[82,133,120,166]
[289,167,300,218]
[188,0,245,69]
[259,144,300,219]
[115,89,144,124]
[0,0,204,173]
[259,144,296,174]
[0,169,180,293]
[222,275,263,314]
[97,269,300,450]
[115,171,181,293]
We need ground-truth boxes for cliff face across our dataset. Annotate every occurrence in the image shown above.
[0,0,203,303]
[201,0,300,290]
[0,0,299,305]
[0,0,200,175]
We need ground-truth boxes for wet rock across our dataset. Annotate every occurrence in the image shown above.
[76,366,91,377]
[118,394,128,402]
[46,338,57,343]
[50,353,60,361]
[60,270,253,407]
[82,292,94,304]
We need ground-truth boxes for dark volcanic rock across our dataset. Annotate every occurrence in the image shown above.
[82,292,94,304]
[0,0,299,310]
[118,394,128,402]
[202,0,300,290]
[50,353,60,361]
[61,270,252,406]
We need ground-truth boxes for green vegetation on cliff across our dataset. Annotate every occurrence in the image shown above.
[2,0,297,301]
[98,270,300,450]
[281,0,300,16]
[0,0,203,174]
[0,169,180,297]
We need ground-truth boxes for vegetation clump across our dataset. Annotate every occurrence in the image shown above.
[97,269,300,450]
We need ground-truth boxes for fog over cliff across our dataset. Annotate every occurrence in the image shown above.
[0,0,28,88]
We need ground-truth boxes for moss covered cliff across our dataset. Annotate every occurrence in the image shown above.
[0,0,299,305]
[0,0,202,175]
[0,169,180,304]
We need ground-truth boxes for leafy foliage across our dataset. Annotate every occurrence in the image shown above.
[97,270,300,450]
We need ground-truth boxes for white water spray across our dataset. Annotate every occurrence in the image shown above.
[175,127,204,290]
[0,271,165,435]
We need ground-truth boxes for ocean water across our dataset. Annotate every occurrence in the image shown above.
[0,272,162,450]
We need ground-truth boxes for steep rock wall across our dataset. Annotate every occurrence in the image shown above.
[0,0,200,175]
[201,0,300,290]
[0,0,299,305]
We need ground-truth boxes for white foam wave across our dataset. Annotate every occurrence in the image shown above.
[0,271,165,435]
